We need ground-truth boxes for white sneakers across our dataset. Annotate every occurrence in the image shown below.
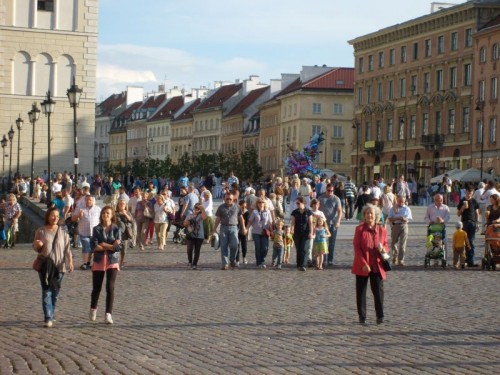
[89,309,97,321]
[44,321,53,328]
[105,313,113,324]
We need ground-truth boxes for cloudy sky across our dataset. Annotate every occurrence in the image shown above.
[97,0,453,101]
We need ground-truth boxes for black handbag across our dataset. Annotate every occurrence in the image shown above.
[381,259,392,272]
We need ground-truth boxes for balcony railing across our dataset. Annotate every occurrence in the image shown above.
[421,134,445,150]
[363,140,384,155]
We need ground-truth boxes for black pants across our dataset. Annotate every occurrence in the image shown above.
[346,197,355,219]
[356,272,384,320]
[294,233,308,268]
[187,238,203,266]
[237,233,247,261]
[91,269,118,314]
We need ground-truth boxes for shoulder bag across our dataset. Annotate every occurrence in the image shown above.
[33,227,59,272]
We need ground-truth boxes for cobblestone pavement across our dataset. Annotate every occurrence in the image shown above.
[1,206,499,374]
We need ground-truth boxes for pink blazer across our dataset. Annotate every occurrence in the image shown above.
[351,223,389,280]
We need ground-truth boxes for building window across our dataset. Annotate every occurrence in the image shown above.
[357,87,363,105]
[312,103,321,114]
[411,75,417,95]
[410,115,416,139]
[492,77,498,100]
[377,82,383,101]
[333,103,343,114]
[480,47,487,63]
[378,51,384,68]
[493,43,499,60]
[412,42,418,60]
[366,85,372,103]
[368,55,374,71]
[366,122,372,141]
[332,149,342,164]
[38,0,54,11]
[451,32,458,51]
[437,36,445,54]
[465,28,472,47]
[479,80,485,101]
[312,125,322,135]
[425,39,432,57]
[401,46,407,63]
[490,118,497,143]
[387,119,393,141]
[448,109,455,134]
[398,118,404,140]
[333,126,343,138]
[435,111,442,134]
[462,107,470,133]
[450,67,457,89]
[464,64,471,86]
[399,78,406,98]
[436,70,443,91]
[424,72,430,93]
[423,113,429,136]
[376,120,382,141]
[389,49,396,65]
[388,80,394,100]
[358,57,364,73]
[478,119,483,143]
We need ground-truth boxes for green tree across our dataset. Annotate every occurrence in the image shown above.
[240,145,263,182]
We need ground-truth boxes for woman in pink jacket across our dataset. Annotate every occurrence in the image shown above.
[352,203,389,325]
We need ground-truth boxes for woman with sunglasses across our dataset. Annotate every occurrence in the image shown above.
[183,203,207,269]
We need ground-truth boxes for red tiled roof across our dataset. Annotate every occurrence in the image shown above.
[172,99,202,122]
[116,101,142,119]
[140,93,166,109]
[303,68,354,90]
[225,86,268,117]
[274,77,301,98]
[149,96,185,121]
[195,83,242,111]
[97,92,127,117]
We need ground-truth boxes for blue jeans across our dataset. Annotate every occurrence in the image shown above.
[252,233,269,266]
[325,224,338,264]
[220,225,239,266]
[272,246,284,266]
[463,221,476,266]
[39,272,64,322]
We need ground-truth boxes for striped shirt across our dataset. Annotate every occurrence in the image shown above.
[344,181,357,198]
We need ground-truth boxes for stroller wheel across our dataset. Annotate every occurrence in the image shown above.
[441,259,447,269]
[481,258,486,270]
[492,262,497,271]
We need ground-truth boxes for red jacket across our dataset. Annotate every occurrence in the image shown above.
[351,223,389,280]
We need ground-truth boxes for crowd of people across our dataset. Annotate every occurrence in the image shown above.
[4,168,498,327]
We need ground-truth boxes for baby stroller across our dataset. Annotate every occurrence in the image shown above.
[171,212,186,245]
[425,223,447,268]
[482,225,500,270]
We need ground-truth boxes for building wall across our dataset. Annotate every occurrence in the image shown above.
[192,110,220,156]
[0,0,97,177]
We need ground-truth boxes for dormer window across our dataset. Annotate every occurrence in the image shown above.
[38,0,54,11]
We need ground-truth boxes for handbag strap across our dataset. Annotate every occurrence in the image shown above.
[52,226,60,253]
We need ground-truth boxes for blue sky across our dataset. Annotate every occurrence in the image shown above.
[97,0,454,101]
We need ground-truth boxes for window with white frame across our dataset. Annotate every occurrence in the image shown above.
[477,119,483,143]
[493,43,500,60]
[387,119,393,141]
[368,55,374,71]
[401,46,407,63]
[357,87,363,105]
[462,107,470,133]
[425,39,432,57]
[388,80,394,99]
[465,28,472,47]
[398,119,404,140]
[366,122,372,141]
[332,126,343,138]
[450,67,457,89]
[424,72,430,93]
[366,85,372,103]
[358,57,364,73]
[376,120,382,141]
[480,47,487,63]
[422,113,429,136]
[479,80,485,101]
[435,111,442,134]
[377,82,383,101]
[399,78,406,98]
[378,51,384,68]
[332,149,342,164]
[436,70,443,91]
[312,103,322,114]
[451,32,458,51]
[448,109,455,134]
[390,49,395,65]
[333,103,343,114]
[410,115,416,139]
[312,125,322,136]
[438,36,445,54]
[492,77,498,100]
[490,118,497,143]
[464,64,472,86]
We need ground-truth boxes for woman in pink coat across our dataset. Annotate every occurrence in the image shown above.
[352,203,389,325]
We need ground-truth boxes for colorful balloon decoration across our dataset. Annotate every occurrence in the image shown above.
[284,132,325,178]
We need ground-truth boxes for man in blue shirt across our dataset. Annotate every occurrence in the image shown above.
[388,195,413,266]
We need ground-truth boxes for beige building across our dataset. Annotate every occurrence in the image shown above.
[0,0,97,178]
[349,1,500,184]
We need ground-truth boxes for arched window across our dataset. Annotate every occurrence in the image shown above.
[56,55,74,97]
[34,53,53,96]
[480,47,487,63]
[12,51,31,95]
[493,43,499,60]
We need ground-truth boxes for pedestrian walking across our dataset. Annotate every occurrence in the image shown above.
[183,203,207,270]
[387,195,413,266]
[290,196,314,271]
[247,198,273,268]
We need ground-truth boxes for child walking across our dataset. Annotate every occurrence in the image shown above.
[313,217,330,270]
[452,221,470,269]
[283,225,294,264]
[271,219,285,269]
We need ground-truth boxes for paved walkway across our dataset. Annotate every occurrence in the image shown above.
[1,203,499,374]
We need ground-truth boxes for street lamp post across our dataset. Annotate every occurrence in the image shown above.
[352,121,360,184]
[1,135,7,191]
[400,115,408,181]
[67,76,83,181]
[28,103,41,197]
[7,126,15,191]
[475,99,485,181]
[41,90,56,203]
[15,114,24,177]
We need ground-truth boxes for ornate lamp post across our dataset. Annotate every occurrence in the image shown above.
[41,91,56,203]
[7,126,15,191]
[15,114,24,177]
[28,103,41,196]
[67,76,83,180]
[1,135,7,191]
[475,99,485,181]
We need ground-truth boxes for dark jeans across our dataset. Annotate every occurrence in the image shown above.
[91,269,118,314]
[356,272,384,320]
[325,224,338,264]
[463,220,477,266]
[237,232,247,261]
[346,197,355,219]
[294,233,308,268]
[187,238,203,266]
[39,272,64,322]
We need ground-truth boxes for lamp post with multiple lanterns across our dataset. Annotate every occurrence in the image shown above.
[67,77,83,180]
[28,103,41,196]
[15,115,24,177]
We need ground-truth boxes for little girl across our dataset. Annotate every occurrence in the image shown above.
[271,219,285,269]
[313,217,331,270]
[283,225,294,264]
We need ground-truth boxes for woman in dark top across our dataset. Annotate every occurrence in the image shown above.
[334,181,346,218]
[355,185,372,221]
[486,194,500,225]
[290,196,314,271]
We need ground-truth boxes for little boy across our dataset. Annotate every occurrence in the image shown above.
[452,221,470,269]
[271,219,285,269]
[283,225,294,264]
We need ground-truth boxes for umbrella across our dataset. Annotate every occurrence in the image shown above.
[430,168,461,184]
[450,168,495,183]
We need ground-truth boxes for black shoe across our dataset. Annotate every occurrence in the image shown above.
[468,263,479,267]
[359,318,367,325]
[376,318,384,325]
